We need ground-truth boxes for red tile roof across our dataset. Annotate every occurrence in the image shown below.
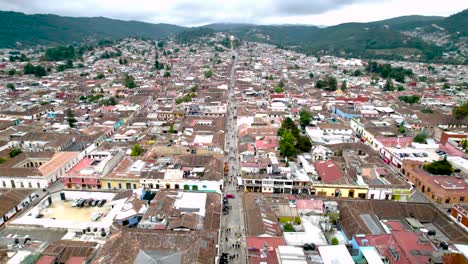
[246,237,286,264]
[313,160,344,184]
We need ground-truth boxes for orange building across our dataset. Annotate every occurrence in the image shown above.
[451,204,468,228]
[402,160,467,204]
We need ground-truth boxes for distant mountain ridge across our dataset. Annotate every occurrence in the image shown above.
[0,11,184,47]
[0,9,466,63]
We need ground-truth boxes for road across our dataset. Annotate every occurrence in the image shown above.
[220,41,247,263]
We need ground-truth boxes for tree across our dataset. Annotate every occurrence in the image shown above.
[399,95,420,104]
[8,69,16,76]
[299,110,312,128]
[169,123,175,134]
[157,41,164,48]
[296,135,312,153]
[340,80,347,91]
[34,65,46,77]
[163,71,171,78]
[130,144,142,156]
[9,148,22,158]
[460,139,468,152]
[423,158,453,175]
[66,108,77,128]
[331,237,339,245]
[452,102,468,120]
[383,79,394,91]
[277,80,285,88]
[273,87,284,93]
[96,72,105,79]
[204,70,213,78]
[283,223,295,232]
[65,59,73,69]
[413,132,427,143]
[309,72,314,78]
[124,74,137,88]
[6,83,15,91]
[279,131,296,158]
[397,85,405,91]
[353,69,362,76]
[23,63,35,74]
[398,127,406,134]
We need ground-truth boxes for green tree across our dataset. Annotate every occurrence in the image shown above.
[398,127,406,134]
[296,135,312,152]
[353,69,362,76]
[423,158,453,175]
[277,80,285,88]
[452,102,468,120]
[309,72,314,78]
[163,71,171,78]
[331,237,339,245]
[9,148,23,158]
[8,69,16,76]
[340,80,347,91]
[460,139,468,152]
[397,85,405,91]
[124,74,137,88]
[169,123,175,134]
[65,59,73,69]
[279,131,296,158]
[204,70,213,78]
[283,223,295,232]
[399,95,420,104]
[66,108,77,128]
[130,144,142,156]
[299,110,312,128]
[383,79,395,91]
[34,65,47,77]
[96,72,105,79]
[6,83,15,91]
[23,63,35,74]
[273,87,284,93]
[413,132,427,143]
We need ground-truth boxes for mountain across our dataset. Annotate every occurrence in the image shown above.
[0,11,184,47]
[0,9,466,63]
[439,9,468,35]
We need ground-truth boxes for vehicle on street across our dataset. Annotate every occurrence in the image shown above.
[225,194,235,199]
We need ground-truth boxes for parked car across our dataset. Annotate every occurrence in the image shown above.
[97,199,107,207]
[225,194,235,199]
[71,199,82,207]
[76,199,86,207]
[91,200,99,207]
[91,211,103,221]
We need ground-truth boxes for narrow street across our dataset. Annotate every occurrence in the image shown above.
[220,40,247,264]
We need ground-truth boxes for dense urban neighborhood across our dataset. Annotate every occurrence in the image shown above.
[0,23,467,264]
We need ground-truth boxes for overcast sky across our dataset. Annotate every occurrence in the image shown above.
[1,0,466,26]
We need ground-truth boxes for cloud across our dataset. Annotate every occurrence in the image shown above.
[0,0,464,26]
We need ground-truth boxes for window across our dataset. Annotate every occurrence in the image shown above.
[81,178,84,183]
[370,194,375,199]
[107,183,111,189]
[460,197,465,202]
[20,182,24,188]
[68,178,72,182]
[28,182,32,188]
[2,181,5,187]
[118,183,122,189]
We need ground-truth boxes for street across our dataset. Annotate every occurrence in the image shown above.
[220,40,247,264]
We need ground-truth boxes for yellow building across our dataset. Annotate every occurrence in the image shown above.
[312,184,368,199]
[101,177,141,190]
